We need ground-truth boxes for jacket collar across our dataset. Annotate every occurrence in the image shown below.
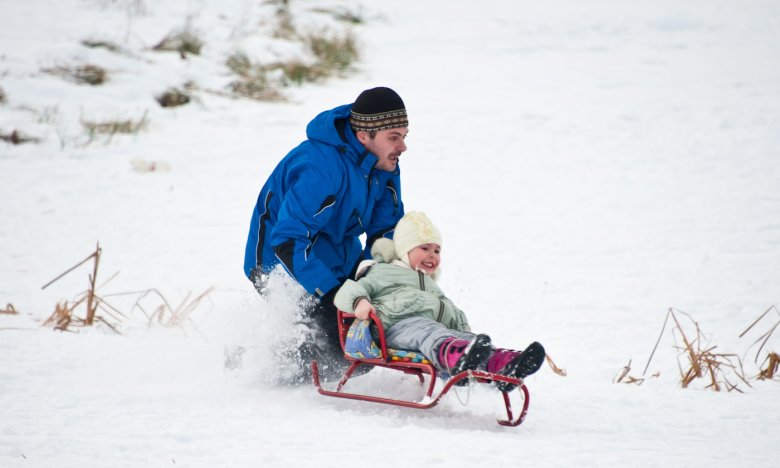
[391,259,441,281]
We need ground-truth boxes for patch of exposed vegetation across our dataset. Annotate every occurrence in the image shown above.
[311,6,366,24]
[40,243,211,334]
[1,129,41,145]
[225,26,359,100]
[156,87,191,108]
[152,28,203,58]
[304,29,358,76]
[81,111,149,144]
[617,306,780,391]
[81,39,124,54]
[740,305,780,381]
[271,3,296,40]
[43,64,107,86]
[225,52,285,101]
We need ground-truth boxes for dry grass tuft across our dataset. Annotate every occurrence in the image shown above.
[81,39,123,54]
[614,359,659,385]
[224,28,358,99]
[273,59,329,86]
[41,243,124,334]
[129,287,213,332]
[271,4,296,39]
[152,29,203,58]
[1,129,41,145]
[1,304,19,315]
[81,111,149,144]
[641,308,750,392]
[739,305,780,381]
[225,52,285,101]
[43,301,77,331]
[304,29,358,75]
[38,244,210,335]
[227,76,285,102]
[156,87,191,108]
[219,5,361,100]
[43,64,107,85]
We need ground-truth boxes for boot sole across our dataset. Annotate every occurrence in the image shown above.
[497,341,546,392]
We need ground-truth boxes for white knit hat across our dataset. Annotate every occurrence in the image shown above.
[392,211,442,265]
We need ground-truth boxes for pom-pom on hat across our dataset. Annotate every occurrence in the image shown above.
[392,211,442,265]
[349,87,408,132]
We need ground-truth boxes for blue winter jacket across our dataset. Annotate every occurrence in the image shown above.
[243,104,405,297]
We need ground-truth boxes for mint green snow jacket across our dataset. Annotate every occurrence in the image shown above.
[333,260,471,332]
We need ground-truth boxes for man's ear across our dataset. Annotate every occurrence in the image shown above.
[355,131,369,144]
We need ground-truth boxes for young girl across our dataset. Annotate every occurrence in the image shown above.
[334,211,545,390]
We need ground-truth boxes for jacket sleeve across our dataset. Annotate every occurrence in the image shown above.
[334,278,374,312]
[270,160,342,297]
[442,297,471,332]
[364,172,404,254]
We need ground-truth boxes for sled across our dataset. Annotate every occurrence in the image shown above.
[311,310,531,427]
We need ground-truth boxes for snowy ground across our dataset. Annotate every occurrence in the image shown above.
[2,0,779,467]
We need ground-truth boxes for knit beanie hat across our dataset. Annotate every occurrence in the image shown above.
[349,87,408,132]
[392,211,442,265]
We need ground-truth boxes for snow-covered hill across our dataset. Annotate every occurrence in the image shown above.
[2,1,779,466]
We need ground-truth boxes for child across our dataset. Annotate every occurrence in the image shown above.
[334,211,545,390]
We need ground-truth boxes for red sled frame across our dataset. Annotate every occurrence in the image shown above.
[311,310,531,427]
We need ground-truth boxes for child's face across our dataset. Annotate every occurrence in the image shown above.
[407,243,441,275]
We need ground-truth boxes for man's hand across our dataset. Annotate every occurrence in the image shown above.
[354,298,376,321]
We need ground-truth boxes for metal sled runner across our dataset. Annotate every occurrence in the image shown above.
[311,310,531,427]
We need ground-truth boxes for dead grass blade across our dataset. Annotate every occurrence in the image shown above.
[129,286,213,332]
[1,303,19,315]
[41,247,99,290]
[40,243,122,334]
[739,305,780,364]
[612,360,660,385]
[42,300,79,332]
[614,359,659,385]
[614,360,643,385]
[757,352,780,380]
[642,307,673,376]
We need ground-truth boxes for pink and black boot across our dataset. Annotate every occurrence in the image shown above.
[437,334,493,385]
[486,342,546,391]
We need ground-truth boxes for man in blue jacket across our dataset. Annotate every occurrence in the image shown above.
[243,87,408,382]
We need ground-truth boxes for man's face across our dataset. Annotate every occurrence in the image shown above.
[358,127,408,172]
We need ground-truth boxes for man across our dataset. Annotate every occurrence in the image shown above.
[243,86,408,381]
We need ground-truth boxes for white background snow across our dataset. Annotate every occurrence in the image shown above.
[1,0,779,466]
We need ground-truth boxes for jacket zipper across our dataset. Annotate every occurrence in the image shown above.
[436,301,445,323]
[418,270,446,323]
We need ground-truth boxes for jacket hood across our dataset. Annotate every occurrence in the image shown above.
[306,104,367,156]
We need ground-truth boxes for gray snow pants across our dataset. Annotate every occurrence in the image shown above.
[384,316,476,371]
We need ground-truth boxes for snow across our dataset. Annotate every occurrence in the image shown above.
[2,0,779,466]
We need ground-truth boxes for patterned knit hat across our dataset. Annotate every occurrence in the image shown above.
[349,87,408,132]
[392,211,442,265]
